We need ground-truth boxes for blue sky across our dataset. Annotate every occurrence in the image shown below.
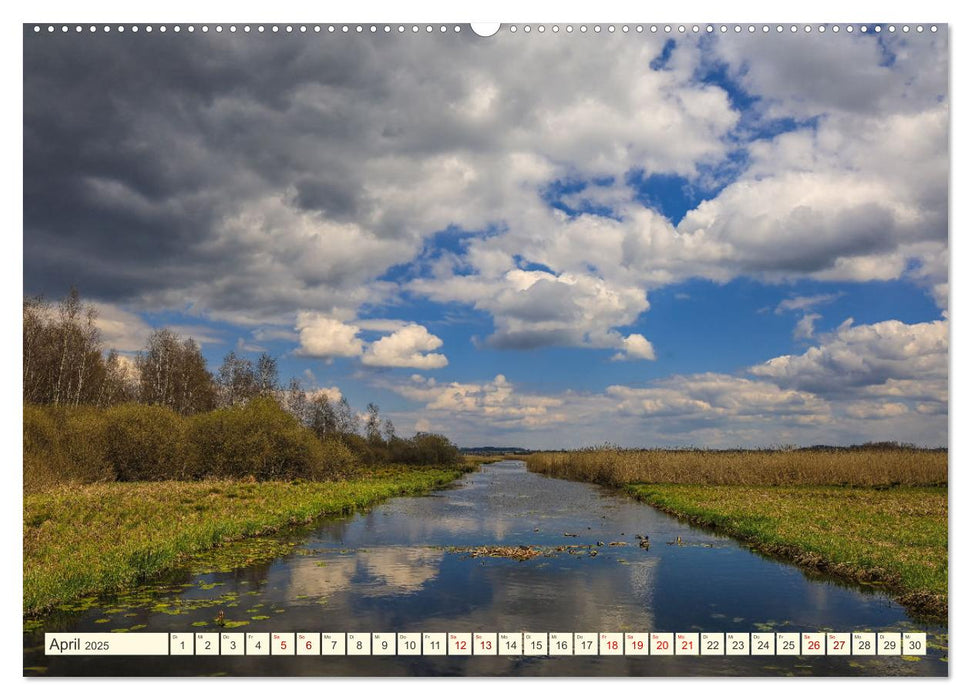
[23,26,949,448]
[136,274,945,441]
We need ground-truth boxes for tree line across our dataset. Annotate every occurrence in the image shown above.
[26,291,375,437]
[23,290,461,486]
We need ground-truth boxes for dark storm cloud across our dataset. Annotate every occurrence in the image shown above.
[23,27,948,342]
[22,29,474,316]
[292,174,362,220]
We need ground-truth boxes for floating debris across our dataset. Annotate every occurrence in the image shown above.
[563,532,578,537]
[451,545,542,561]
[608,542,627,547]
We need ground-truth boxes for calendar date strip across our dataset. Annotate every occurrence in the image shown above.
[44,631,927,657]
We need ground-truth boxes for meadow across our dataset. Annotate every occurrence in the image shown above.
[24,465,471,616]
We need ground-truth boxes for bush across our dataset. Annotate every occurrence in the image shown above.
[23,404,63,492]
[315,437,358,479]
[102,404,187,481]
[186,398,325,480]
[24,399,458,489]
[58,406,116,483]
[388,432,462,466]
[22,405,116,487]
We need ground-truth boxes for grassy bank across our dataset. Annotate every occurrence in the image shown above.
[24,466,469,616]
[626,484,947,619]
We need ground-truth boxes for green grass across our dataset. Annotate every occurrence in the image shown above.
[626,484,947,619]
[24,466,468,615]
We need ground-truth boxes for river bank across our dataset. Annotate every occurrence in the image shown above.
[24,465,471,616]
[627,484,947,619]
[524,448,947,620]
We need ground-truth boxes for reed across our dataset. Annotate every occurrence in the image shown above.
[524,445,946,487]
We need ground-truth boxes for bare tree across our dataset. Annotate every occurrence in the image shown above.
[217,351,258,407]
[23,296,47,404]
[282,377,308,423]
[23,289,106,406]
[382,418,397,443]
[72,301,101,406]
[307,392,337,439]
[173,339,217,414]
[23,291,212,414]
[97,350,138,406]
[334,396,359,436]
[365,403,382,444]
[256,353,279,397]
[137,329,216,414]
[138,329,178,408]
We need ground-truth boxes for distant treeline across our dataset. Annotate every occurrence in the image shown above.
[23,291,461,490]
[532,442,946,454]
[460,446,532,455]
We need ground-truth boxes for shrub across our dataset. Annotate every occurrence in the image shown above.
[388,432,462,466]
[186,398,325,480]
[57,406,115,483]
[102,403,187,481]
[23,405,115,486]
[24,398,459,489]
[314,437,358,479]
[23,404,63,492]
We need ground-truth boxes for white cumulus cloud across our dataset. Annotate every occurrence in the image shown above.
[294,313,364,358]
[750,317,948,405]
[361,324,448,369]
[612,333,657,361]
[295,314,449,369]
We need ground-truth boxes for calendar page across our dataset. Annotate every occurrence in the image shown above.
[22,19,948,679]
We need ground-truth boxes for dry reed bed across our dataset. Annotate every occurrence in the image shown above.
[524,447,947,486]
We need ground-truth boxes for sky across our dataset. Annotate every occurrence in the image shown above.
[22,24,949,448]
